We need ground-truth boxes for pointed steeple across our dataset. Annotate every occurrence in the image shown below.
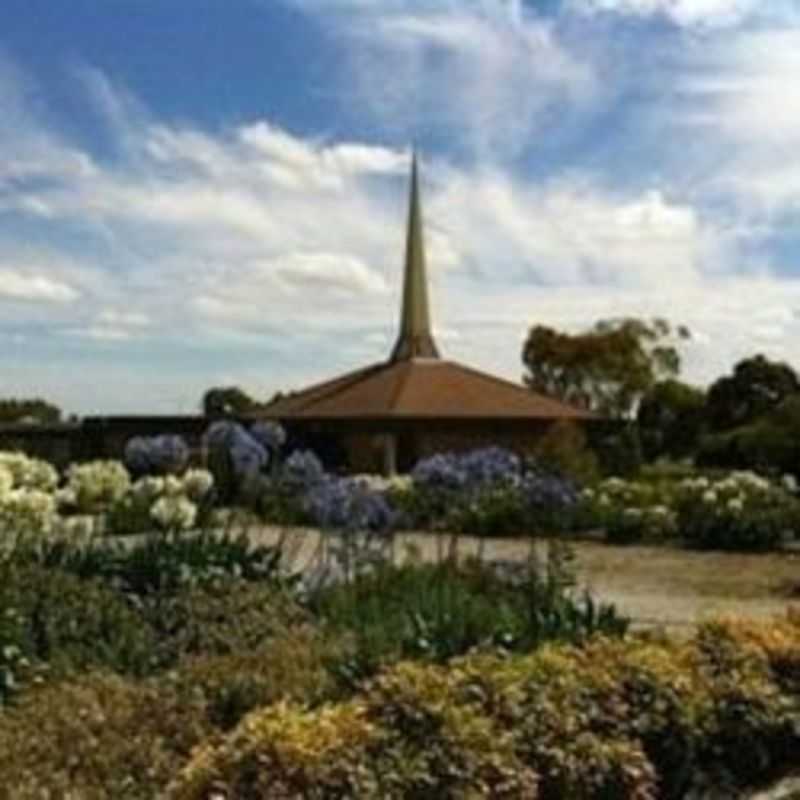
[390,150,440,362]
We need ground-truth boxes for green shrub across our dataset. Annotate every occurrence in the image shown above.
[35,529,284,596]
[161,626,346,730]
[534,420,601,485]
[0,564,156,696]
[677,472,800,551]
[310,545,628,682]
[141,579,312,667]
[105,490,157,536]
[446,483,531,537]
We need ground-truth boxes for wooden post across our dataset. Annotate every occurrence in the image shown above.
[383,434,397,476]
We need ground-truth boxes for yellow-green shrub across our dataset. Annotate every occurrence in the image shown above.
[173,701,383,800]
[172,614,800,800]
[0,673,209,800]
[172,662,540,800]
[0,628,347,799]
[163,626,345,730]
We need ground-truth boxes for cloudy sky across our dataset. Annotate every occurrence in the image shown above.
[2,0,800,414]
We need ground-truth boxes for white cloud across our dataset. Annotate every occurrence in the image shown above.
[296,0,597,159]
[668,28,800,214]
[0,269,79,303]
[3,46,800,412]
[567,0,760,27]
[66,326,134,342]
[96,309,151,328]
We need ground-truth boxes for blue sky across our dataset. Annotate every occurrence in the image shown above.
[2,0,800,413]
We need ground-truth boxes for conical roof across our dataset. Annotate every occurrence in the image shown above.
[263,149,594,423]
[264,359,594,420]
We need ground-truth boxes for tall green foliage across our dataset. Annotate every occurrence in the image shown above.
[522,317,689,418]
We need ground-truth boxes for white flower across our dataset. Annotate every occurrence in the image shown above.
[60,515,96,538]
[181,469,214,501]
[0,488,57,535]
[0,466,12,498]
[55,486,77,509]
[67,460,131,513]
[163,475,184,497]
[151,495,197,531]
[727,497,744,514]
[782,474,798,493]
[702,489,718,505]
[0,452,58,492]
[132,476,165,500]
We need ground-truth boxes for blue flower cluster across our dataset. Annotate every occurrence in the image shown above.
[282,450,325,490]
[204,421,268,479]
[411,453,469,490]
[249,421,287,453]
[124,435,190,476]
[412,447,522,491]
[521,471,580,511]
[305,477,396,534]
[461,447,522,486]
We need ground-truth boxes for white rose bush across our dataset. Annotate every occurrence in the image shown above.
[582,468,800,550]
[0,449,217,546]
[0,455,59,545]
[676,470,800,551]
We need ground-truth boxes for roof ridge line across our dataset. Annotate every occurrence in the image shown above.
[267,362,386,414]
[386,360,413,411]
[444,360,595,417]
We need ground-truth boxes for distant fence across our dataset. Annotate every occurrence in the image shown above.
[0,416,211,468]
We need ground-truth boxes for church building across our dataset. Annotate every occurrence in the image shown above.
[263,154,592,473]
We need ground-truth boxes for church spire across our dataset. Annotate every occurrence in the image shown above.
[390,150,440,362]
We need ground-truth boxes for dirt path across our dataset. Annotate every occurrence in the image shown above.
[255,527,800,630]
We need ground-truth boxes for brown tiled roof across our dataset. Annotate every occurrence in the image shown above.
[263,359,593,421]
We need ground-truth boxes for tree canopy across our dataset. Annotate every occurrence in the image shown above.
[0,398,61,424]
[637,379,706,461]
[704,354,800,432]
[522,317,689,418]
[202,386,263,417]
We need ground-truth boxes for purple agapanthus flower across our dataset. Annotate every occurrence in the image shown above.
[412,447,522,491]
[249,421,287,453]
[521,472,581,511]
[461,447,521,486]
[305,477,396,533]
[124,434,190,475]
[204,421,268,478]
[282,449,325,489]
[411,452,468,490]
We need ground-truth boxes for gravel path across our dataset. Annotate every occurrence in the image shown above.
[251,526,800,630]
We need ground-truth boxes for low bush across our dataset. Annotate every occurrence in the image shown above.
[677,471,800,551]
[172,674,539,800]
[35,529,284,596]
[141,579,311,667]
[172,612,800,800]
[0,672,210,800]
[161,625,345,730]
[581,469,800,550]
[0,564,156,700]
[0,621,345,797]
